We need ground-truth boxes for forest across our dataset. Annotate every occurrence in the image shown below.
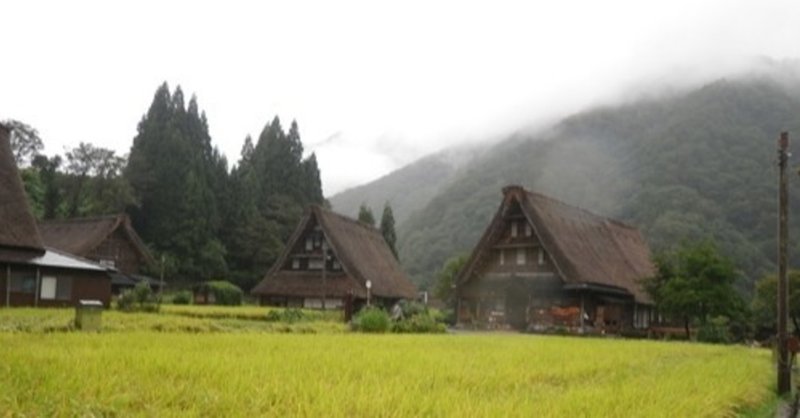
[12,83,325,290]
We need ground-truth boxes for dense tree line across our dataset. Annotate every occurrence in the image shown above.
[11,83,326,289]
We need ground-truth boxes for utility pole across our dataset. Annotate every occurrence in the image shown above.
[777,131,791,395]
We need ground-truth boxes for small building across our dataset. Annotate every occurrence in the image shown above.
[38,214,158,294]
[0,124,111,307]
[455,185,655,333]
[251,205,417,310]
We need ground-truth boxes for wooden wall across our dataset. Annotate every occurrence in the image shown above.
[0,264,111,307]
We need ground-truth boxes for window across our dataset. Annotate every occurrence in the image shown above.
[524,223,532,237]
[10,271,36,294]
[40,276,57,300]
[332,259,341,270]
[510,222,518,238]
[56,277,72,300]
[538,248,545,265]
[305,237,313,251]
[308,258,324,270]
[499,249,505,266]
[292,258,300,270]
[516,248,526,265]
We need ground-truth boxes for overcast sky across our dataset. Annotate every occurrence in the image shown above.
[1,0,798,195]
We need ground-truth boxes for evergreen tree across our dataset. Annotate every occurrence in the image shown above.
[380,202,398,258]
[125,83,228,282]
[358,203,376,227]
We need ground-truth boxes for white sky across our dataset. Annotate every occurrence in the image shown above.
[1,0,798,194]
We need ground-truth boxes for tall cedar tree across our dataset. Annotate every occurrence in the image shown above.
[380,202,398,258]
[221,117,325,289]
[125,83,229,282]
[358,203,376,227]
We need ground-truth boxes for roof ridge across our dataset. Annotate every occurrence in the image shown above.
[313,205,383,235]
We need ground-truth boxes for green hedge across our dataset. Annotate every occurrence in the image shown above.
[196,281,243,306]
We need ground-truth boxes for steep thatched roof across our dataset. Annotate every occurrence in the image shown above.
[252,205,417,300]
[457,185,654,304]
[39,214,155,266]
[0,124,45,253]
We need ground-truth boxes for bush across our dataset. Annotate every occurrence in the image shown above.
[351,307,390,333]
[171,291,192,305]
[198,281,243,306]
[392,312,446,333]
[697,316,732,344]
[117,282,160,312]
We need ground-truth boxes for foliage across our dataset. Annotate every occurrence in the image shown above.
[380,202,398,258]
[3,119,43,166]
[198,280,243,306]
[117,282,160,312]
[351,306,390,333]
[170,290,192,305]
[696,316,732,344]
[0,331,774,416]
[391,311,446,333]
[433,254,468,303]
[751,270,800,336]
[357,203,376,226]
[645,241,748,339]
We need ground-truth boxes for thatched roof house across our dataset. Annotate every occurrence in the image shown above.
[252,205,417,309]
[0,124,111,307]
[456,185,655,332]
[39,214,157,293]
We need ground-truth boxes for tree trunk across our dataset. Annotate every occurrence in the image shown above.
[684,317,691,340]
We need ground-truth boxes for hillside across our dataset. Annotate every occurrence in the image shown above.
[329,145,480,223]
[397,75,800,290]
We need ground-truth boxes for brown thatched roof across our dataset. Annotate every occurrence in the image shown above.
[38,214,155,266]
[252,205,417,300]
[457,185,654,304]
[0,124,45,253]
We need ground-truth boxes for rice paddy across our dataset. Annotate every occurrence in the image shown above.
[0,307,775,417]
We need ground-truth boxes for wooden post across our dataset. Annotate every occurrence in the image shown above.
[5,265,10,307]
[321,238,327,311]
[34,267,40,307]
[777,131,791,395]
[579,292,585,333]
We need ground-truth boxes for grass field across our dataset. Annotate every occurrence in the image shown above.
[0,307,776,417]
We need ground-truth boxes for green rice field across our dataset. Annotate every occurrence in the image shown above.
[0,307,776,417]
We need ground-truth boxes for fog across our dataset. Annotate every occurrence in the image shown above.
[0,0,798,194]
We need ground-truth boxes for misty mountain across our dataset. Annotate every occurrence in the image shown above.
[329,145,481,223]
[394,74,800,291]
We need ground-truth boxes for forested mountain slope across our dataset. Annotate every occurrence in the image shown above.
[398,76,800,291]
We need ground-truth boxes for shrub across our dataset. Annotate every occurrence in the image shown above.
[117,282,160,312]
[171,291,192,305]
[197,281,243,306]
[392,312,446,334]
[697,316,732,344]
[352,307,390,333]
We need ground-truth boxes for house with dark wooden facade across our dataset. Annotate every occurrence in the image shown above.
[0,124,111,307]
[455,185,655,333]
[39,214,157,294]
[252,205,417,310]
